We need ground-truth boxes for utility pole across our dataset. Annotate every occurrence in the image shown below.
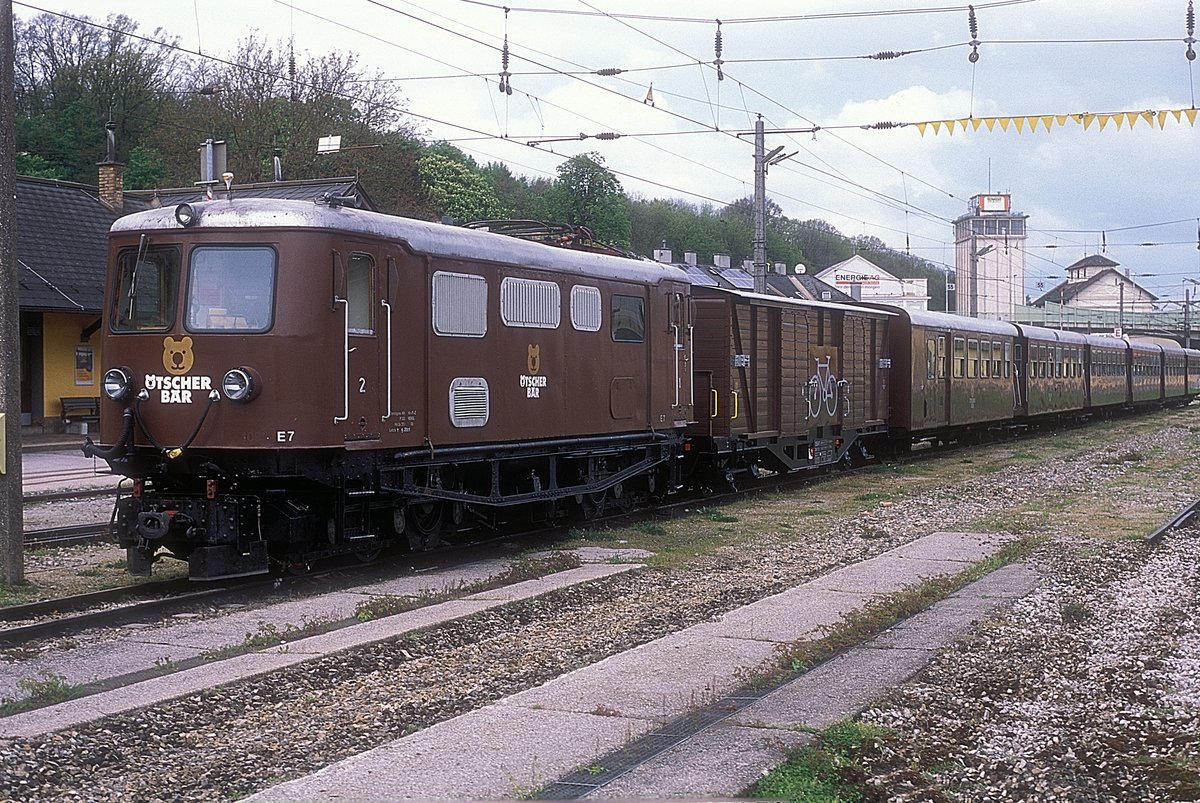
[752,116,767,294]
[744,115,799,295]
[0,0,24,585]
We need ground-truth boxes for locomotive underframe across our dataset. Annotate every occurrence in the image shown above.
[109,431,683,580]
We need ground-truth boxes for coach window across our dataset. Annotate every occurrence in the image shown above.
[925,338,937,380]
[113,246,180,331]
[967,339,979,379]
[186,246,276,332]
[346,253,374,335]
[937,336,948,379]
[992,341,1002,377]
[1003,342,1011,378]
[980,341,991,378]
[953,337,965,378]
[611,294,645,343]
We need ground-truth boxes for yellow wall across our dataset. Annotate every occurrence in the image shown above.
[41,313,104,419]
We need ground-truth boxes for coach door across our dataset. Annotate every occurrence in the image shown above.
[333,246,383,444]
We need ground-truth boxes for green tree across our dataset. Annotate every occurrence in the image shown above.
[122,144,169,189]
[15,152,66,180]
[13,12,184,183]
[417,151,507,222]
[542,152,631,247]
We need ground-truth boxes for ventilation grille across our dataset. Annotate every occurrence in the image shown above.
[450,377,489,428]
[433,271,488,337]
[501,277,560,329]
[570,285,602,331]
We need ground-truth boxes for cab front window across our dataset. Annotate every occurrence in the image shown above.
[112,246,181,331]
[186,246,277,332]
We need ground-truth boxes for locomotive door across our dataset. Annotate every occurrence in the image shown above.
[334,246,383,442]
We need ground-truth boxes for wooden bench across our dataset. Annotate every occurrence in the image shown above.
[60,396,101,425]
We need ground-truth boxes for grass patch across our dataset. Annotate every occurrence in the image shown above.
[749,720,891,802]
[695,506,738,523]
[201,616,337,660]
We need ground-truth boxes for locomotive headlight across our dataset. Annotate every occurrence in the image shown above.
[102,367,134,401]
[222,368,257,402]
[174,203,198,227]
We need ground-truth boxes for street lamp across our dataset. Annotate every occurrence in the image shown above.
[968,241,994,318]
[1183,278,1200,347]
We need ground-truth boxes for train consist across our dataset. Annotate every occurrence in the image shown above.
[85,198,1200,580]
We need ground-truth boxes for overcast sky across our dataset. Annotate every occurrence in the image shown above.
[16,0,1200,302]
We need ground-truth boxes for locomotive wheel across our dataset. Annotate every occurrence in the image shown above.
[407,503,444,550]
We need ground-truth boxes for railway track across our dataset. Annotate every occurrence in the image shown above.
[23,522,112,548]
[23,485,119,505]
[1145,497,1200,544]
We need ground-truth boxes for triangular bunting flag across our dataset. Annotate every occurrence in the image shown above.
[959,118,971,132]
[1099,115,1111,131]
[1055,115,1068,127]
[1013,117,1025,133]
[931,120,943,134]
[945,120,955,136]
[1186,108,1198,125]
[1140,111,1154,127]
[916,122,928,136]
[1082,114,1096,130]
[983,118,997,131]
[999,117,1011,131]
[971,118,984,131]
[1113,114,1125,130]
[1125,112,1140,128]
[1040,116,1055,132]
[1158,111,1169,128]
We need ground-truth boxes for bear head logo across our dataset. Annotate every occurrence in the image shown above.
[527,344,540,375]
[162,336,194,376]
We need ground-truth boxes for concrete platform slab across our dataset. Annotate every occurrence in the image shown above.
[887,531,1014,563]
[466,564,639,602]
[501,630,779,721]
[0,640,206,699]
[731,646,936,732]
[949,563,1041,599]
[694,587,875,643]
[587,724,812,800]
[0,564,642,741]
[358,560,510,596]
[247,704,658,802]
[811,555,964,594]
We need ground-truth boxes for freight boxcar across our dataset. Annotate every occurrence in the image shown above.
[686,287,891,481]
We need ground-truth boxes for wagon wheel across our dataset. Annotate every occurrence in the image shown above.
[407,502,444,550]
[580,491,606,520]
[355,544,384,563]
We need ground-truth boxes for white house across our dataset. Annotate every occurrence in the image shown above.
[815,255,930,311]
[1031,254,1157,315]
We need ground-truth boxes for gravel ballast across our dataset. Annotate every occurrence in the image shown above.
[1,409,1197,801]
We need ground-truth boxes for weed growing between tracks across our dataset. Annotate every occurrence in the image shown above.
[0,670,82,716]
[749,720,892,803]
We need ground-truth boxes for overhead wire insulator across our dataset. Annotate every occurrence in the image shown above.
[869,50,904,60]
[714,20,725,81]
[499,9,514,95]
[595,68,625,76]
[594,132,621,140]
[864,121,903,129]
[968,5,980,63]
[1187,0,1196,60]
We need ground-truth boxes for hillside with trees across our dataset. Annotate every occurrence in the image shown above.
[12,10,948,308]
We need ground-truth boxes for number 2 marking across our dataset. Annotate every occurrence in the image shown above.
[358,377,367,394]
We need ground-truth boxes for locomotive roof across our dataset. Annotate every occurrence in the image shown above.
[111,198,687,285]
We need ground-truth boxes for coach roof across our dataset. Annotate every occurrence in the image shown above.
[111,198,686,285]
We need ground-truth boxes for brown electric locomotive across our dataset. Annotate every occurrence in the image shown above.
[87,198,693,579]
